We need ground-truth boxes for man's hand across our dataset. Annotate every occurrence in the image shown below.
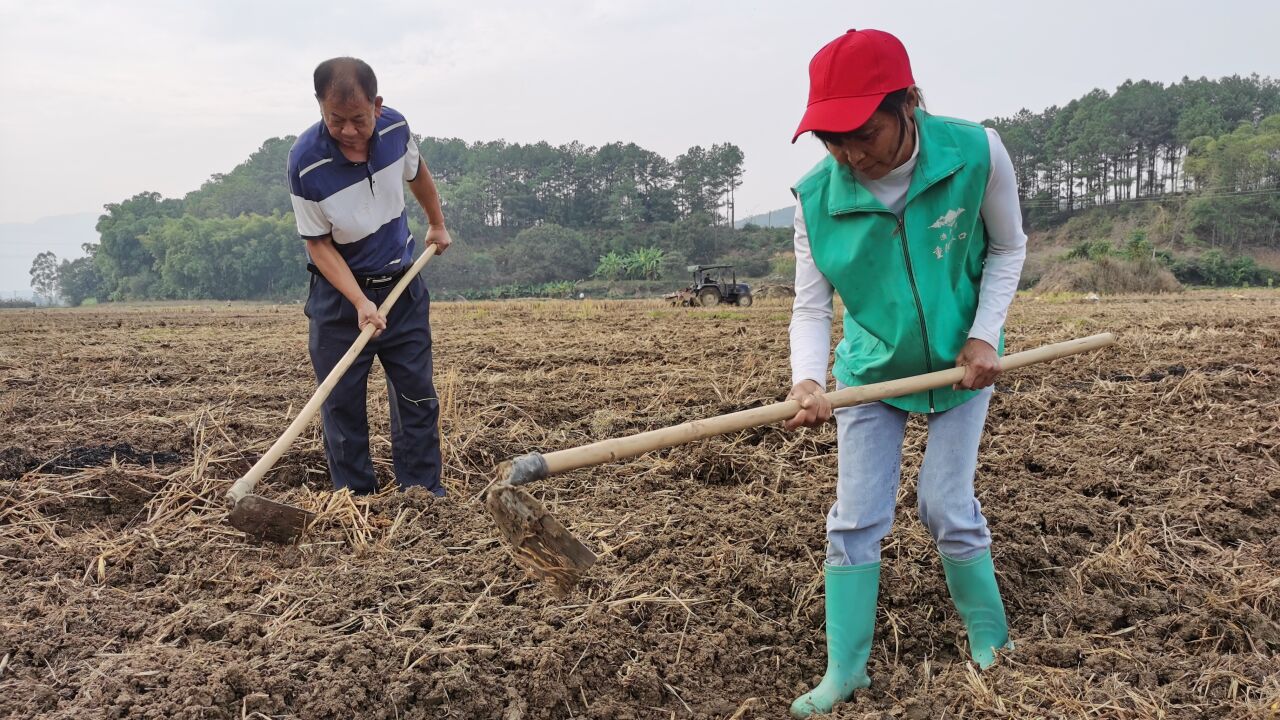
[953,338,1001,390]
[357,298,387,338]
[425,224,452,255]
[784,379,833,431]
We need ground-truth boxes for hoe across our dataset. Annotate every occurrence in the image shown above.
[224,245,438,542]
[485,332,1115,593]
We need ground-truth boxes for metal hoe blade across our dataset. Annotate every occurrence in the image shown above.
[227,494,314,544]
[485,482,597,595]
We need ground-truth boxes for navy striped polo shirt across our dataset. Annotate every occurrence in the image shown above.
[287,106,421,276]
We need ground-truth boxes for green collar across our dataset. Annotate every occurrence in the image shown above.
[827,109,966,216]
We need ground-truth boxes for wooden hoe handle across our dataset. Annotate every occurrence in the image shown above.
[226,245,439,504]
[534,332,1116,478]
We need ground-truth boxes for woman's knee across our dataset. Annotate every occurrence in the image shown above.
[918,496,989,556]
[826,524,890,566]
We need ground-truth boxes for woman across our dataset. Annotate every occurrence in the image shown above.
[784,29,1027,717]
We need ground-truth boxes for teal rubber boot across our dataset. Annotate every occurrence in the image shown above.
[941,549,1012,669]
[790,562,879,718]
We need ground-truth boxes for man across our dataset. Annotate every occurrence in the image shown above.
[287,57,452,496]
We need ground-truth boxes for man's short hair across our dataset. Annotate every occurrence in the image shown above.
[314,57,378,104]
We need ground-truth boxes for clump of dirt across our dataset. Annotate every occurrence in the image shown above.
[1,294,1278,718]
[0,446,38,479]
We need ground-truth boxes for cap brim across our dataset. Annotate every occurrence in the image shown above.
[791,93,885,143]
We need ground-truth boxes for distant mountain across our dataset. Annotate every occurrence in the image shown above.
[0,212,99,297]
[736,206,795,229]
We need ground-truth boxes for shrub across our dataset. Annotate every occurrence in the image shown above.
[593,251,628,281]
[1064,239,1117,261]
[595,247,666,280]
[623,247,665,280]
[1122,230,1154,261]
[503,224,594,285]
[1168,250,1279,287]
[769,251,796,281]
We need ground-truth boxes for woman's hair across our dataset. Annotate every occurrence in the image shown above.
[812,87,925,147]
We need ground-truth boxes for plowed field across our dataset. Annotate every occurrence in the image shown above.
[1,291,1277,719]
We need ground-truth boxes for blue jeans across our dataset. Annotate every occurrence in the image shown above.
[827,386,993,566]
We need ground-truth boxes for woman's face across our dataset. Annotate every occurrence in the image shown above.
[823,105,916,180]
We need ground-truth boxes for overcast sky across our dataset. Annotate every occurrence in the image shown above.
[1,0,1277,229]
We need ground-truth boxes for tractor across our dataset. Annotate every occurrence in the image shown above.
[667,265,752,307]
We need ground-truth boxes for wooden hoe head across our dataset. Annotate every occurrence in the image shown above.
[484,454,597,594]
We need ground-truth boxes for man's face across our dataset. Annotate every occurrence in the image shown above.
[319,91,383,153]
[823,108,914,181]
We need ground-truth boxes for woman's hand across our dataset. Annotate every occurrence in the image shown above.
[784,379,833,430]
[953,338,1001,390]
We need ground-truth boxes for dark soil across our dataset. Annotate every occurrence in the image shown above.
[0,443,185,479]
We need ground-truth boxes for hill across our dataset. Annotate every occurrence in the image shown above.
[736,207,794,229]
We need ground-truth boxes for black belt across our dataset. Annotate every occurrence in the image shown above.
[308,264,408,289]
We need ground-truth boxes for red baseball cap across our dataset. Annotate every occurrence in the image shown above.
[792,29,915,143]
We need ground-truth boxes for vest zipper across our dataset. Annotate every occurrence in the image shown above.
[896,217,935,412]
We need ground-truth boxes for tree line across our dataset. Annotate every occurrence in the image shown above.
[40,136,781,304]
[986,75,1280,233]
[421,138,746,238]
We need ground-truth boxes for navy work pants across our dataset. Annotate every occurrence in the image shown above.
[305,273,443,495]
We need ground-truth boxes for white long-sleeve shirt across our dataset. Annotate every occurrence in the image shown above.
[789,127,1027,387]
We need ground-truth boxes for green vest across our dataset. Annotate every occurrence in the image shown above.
[793,110,1000,413]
